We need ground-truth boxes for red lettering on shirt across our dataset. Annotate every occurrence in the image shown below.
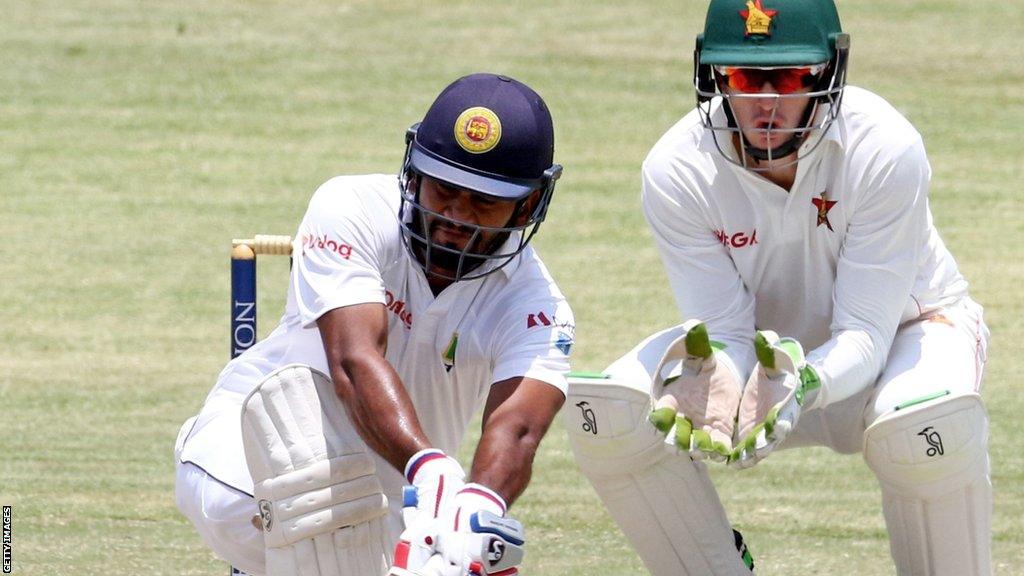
[714,229,758,249]
[384,289,413,329]
[301,233,353,259]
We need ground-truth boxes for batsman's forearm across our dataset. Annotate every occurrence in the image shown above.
[330,358,432,473]
[469,423,544,506]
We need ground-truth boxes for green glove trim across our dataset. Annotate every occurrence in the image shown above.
[754,332,775,368]
[778,339,806,365]
[691,429,733,457]
[674,415,693,450]
[649,407,676,433]
[685,323,714,359]
[763,405,778,436]
[795,365,821,406]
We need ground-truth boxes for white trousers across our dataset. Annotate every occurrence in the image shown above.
[174,452,402,575]
[785,297,989,453]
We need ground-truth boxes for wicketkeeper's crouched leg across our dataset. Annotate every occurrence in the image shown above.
[566,326,753,576]
[863,300,991,576]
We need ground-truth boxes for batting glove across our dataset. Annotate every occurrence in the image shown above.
[731,331,821,469]
[391,484,523,576]
[648,320,743,462]
[405,449,466,521]
[437,486,523,576]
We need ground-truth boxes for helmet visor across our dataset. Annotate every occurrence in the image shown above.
[408,144,541,202]
[714,64,827,95]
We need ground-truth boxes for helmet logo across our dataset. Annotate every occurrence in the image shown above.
[739,0,777,37]
[454,106,502,154]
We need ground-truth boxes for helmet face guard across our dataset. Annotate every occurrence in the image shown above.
[693,0,849,170]
[398,125,562,283]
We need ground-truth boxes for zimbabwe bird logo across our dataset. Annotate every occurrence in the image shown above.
[811,191,837,231]
[740,0,777,37]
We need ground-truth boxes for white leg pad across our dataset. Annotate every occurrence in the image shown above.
[565,375,751,576]
[863,392,991,576]
[242,364,391,576]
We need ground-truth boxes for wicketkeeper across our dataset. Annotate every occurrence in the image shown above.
[565,1,991,574]
[175,73,574,576]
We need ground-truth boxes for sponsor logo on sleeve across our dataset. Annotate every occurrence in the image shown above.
[555,330,574,356]
[526,311,552,329]
[301,233,354,259]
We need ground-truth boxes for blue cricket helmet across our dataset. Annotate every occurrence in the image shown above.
[400,73,562,282]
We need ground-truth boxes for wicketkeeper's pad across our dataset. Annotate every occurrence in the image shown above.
[242,364,391,575]
[564,325,753,575]
[864,390,991,575]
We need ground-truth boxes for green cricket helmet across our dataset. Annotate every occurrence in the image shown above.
[693,0,850,168]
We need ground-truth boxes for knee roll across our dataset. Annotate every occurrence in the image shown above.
[863,391,988,497]
[564,374,667,474]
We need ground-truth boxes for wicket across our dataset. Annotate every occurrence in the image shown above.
[229,234,292,358]
[228,234,292,575]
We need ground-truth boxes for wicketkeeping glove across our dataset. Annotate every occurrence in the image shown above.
[648,320,743,462]
[731,331,821,469]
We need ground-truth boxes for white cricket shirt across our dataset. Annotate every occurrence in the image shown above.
[642,86,968,408]
[180,174,574,498]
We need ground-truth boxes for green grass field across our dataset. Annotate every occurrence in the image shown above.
[2,0,1021,574]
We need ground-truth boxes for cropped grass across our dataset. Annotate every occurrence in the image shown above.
[1,0,1021,574]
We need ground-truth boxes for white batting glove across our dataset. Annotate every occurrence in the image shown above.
[405,449,467,521]
[390,450,467,576]
[648,320,743,462]
[438,484,523,575]
[731,331,821,469]
[392,484,523,576]
[391,485,463,576]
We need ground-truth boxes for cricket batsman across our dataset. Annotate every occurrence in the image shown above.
[565,1,991,574]
[174,73,575,575]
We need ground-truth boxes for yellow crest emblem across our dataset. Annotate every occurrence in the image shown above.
[740,0,777,36]
[454,107,501,154]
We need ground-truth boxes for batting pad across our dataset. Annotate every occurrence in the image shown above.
[566,374,752,576]
[864,391,991,576]
[242,364,391,576]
